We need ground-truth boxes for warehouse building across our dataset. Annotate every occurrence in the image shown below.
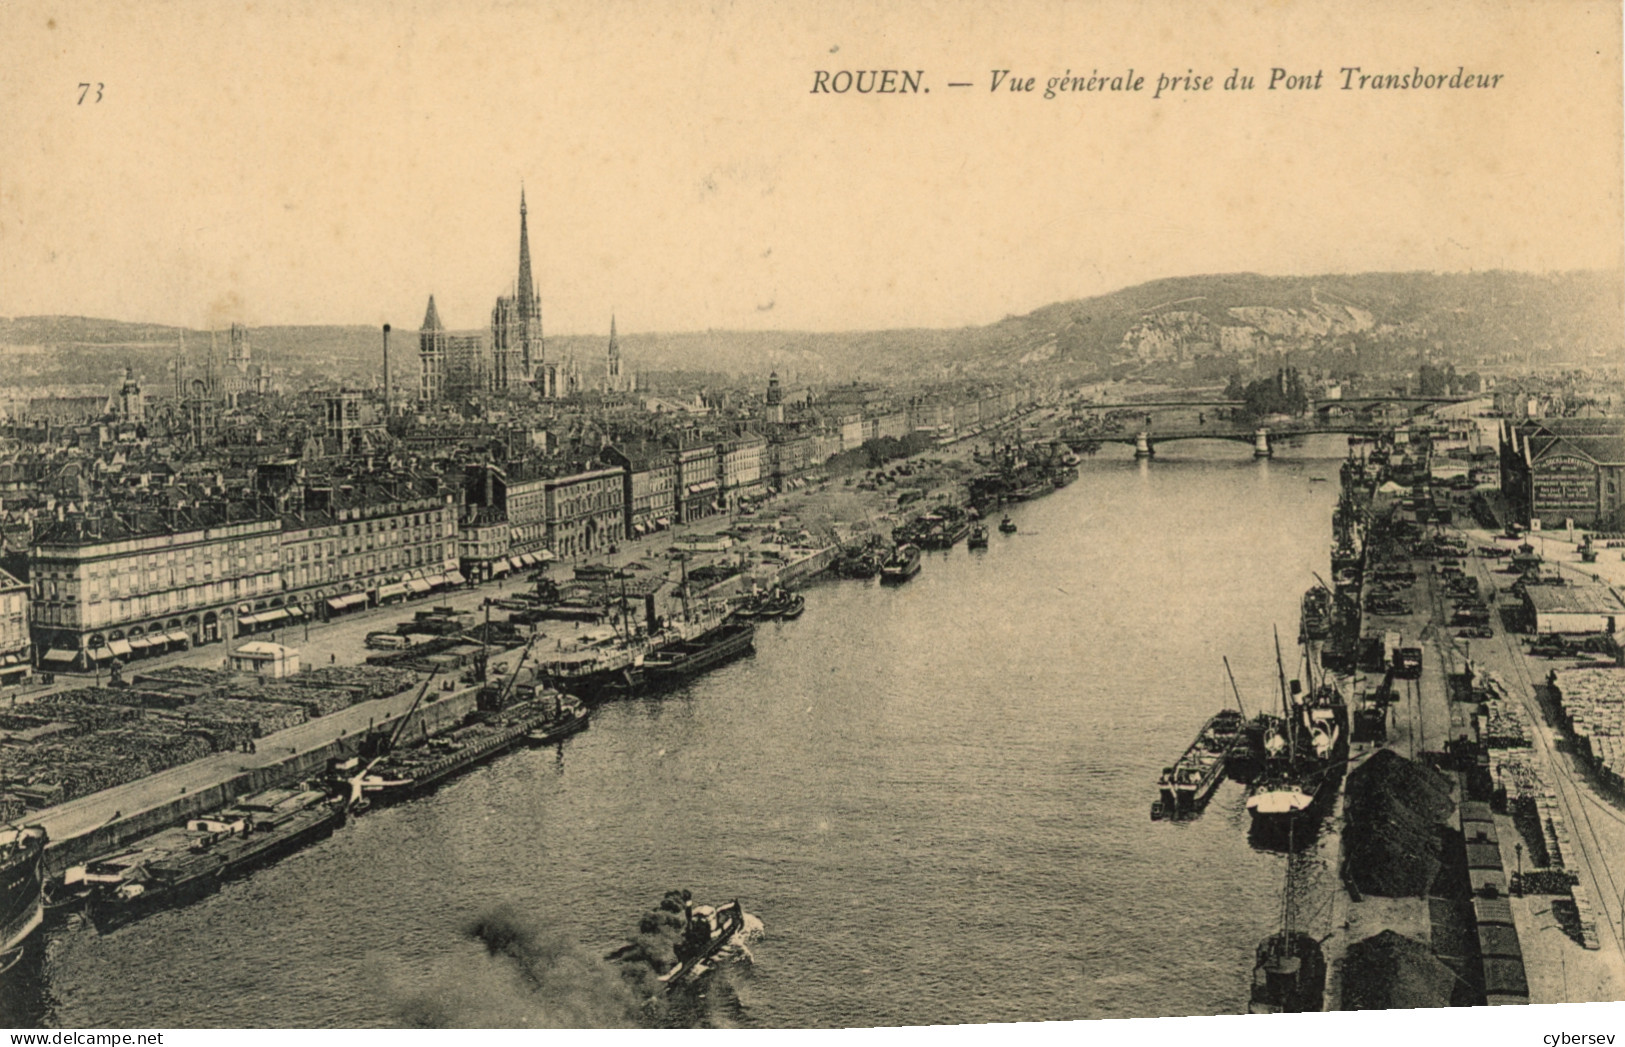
[1524,584,1625,635]
[1500,419,1625,530]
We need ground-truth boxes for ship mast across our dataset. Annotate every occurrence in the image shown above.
[1223,656,1248,720]
[1274,625,1294,764]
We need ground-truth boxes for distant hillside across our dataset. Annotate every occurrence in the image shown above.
[2,269,1617,392]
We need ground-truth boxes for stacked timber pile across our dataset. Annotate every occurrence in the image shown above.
[1569,883,1603,950]
[1477,676,1532,748]
[25,693,145,730]
[293,665,418,702]
[1341,930,1461,1009]
[162,697,305,737]
[1551,667,1625,791]
[225,681,351,718]
[0,666,416,810]
[1342,749,1455,896]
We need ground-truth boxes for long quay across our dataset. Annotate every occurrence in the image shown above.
[28,677,489,877]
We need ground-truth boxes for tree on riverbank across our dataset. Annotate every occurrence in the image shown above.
[1225,368,1309,421]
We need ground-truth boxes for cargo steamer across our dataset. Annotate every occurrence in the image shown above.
[640,619,757,684]
[1245,632,1349,848]
[0,826,46,972]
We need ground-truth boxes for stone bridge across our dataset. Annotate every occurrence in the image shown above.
[1085,422,1389,458]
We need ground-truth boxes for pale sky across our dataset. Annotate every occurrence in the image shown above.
[1,0,1620,335]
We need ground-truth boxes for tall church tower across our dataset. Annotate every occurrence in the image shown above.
[766,371,784,424]
[491,188,545,391]
[516,188,543,379]
[419,294,447,401]
[605,315,623,393]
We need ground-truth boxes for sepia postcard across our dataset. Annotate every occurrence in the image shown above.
[0,0,1621,1036]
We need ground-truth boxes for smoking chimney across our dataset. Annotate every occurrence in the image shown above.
[382,324,392,416]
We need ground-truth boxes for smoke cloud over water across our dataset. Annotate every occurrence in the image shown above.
[393,905,646,1029]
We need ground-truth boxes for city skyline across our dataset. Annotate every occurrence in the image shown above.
[2,0,1619,337]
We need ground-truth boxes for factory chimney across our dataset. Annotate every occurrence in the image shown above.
[382,324,392,416]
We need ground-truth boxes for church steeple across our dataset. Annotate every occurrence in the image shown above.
[420,294,444,331]
[517,188,536,321]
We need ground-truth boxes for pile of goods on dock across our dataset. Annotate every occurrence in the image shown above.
[1476,675,1532,749]
[1569,883,1604,950]
[3,716,216,802]
[0,665,420,811]
[296,665,419,701]
[1342,749,1455,896]
[1341,929,1461,1010]
[1549,668,1625,792]
[172,697,306,737]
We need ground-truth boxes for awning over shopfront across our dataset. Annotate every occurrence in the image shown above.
[108,639,133,657]
[327,593,368,611]
[90,647,115,662]
[406,578,433,594]
[490,560,510,575]
[42,648,78,666]
[126,637,153,652]
[376,583,411,601]
[166,630,191,645]
[445,571,467,586]
[655,518,671,528]
[260,608,289,623]
[284,606,306,619]
[686,480,718,494]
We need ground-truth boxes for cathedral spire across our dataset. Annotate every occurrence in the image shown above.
[517,188,536,320]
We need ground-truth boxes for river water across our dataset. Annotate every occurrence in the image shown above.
[16,436,1350,1028]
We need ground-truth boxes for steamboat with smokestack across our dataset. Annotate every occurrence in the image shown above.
[608,889,762,993]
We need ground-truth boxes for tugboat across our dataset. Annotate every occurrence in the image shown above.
[0,825,46,973]
[998,515,1017,534]
[746,587,805,620]
[967,524,990,549]
[525,689,592,746]
[608,889,762,994]
[879,543,923,584]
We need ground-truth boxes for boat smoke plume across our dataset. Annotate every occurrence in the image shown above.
[394,904,645,1028]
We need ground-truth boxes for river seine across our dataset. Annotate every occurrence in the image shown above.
[19,436,1350,1027]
